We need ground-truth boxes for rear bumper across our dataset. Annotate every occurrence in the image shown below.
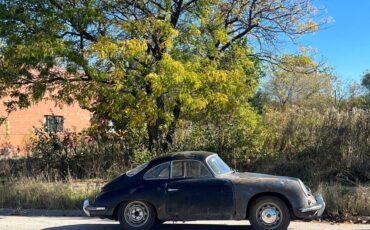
[83,199,107,217]
[298,194,326,219]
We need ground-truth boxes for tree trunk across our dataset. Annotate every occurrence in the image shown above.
[147,99,181,153]
[165,101,181,148]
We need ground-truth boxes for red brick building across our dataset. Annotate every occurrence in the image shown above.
[0,98,91,157]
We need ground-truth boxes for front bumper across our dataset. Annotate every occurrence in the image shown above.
[83,199,107,217]
[299,194,326,219]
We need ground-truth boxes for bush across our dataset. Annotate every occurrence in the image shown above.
[0,129,154,181]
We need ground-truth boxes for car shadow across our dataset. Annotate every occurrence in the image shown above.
[42,223,253,230]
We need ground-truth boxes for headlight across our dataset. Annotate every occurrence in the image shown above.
[298,179,310,196]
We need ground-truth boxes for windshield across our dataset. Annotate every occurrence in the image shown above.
[206,155,233,175]
[126,162,149,177]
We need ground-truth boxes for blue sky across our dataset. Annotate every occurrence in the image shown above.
[287,0,370,82]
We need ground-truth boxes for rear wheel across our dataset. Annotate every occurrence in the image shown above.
[117,201,156,230]
[248,196,290,230]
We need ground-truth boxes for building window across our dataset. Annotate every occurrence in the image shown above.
[44,115,64,133]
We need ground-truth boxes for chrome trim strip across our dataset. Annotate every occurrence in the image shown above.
[87,207,106,211]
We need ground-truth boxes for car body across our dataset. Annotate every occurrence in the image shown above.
[83,151,325,230]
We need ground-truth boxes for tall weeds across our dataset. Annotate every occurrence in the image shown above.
[0,179,99,209]
[256,107,370,185]
[318,183,370,217]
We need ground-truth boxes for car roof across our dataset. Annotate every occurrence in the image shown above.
[150,151,217,165]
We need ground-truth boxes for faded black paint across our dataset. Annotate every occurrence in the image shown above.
[87,151,321,221]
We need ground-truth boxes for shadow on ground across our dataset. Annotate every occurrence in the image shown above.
[43,223,253,230]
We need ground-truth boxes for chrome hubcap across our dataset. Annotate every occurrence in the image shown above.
[124,201,149,227]
[257,203,281,228]
[261,207,278,224]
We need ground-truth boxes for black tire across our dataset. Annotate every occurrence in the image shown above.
[117,201,156,230]
[248,196,290,230]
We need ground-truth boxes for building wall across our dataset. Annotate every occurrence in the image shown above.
[0,99,91,157]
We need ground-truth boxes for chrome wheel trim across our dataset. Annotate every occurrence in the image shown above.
[124,201,150,228]
[256,203,282,228]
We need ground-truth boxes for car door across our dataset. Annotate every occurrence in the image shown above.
[166,160,234,220]
[141,162,170,219]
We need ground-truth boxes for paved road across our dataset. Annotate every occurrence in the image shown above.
[0,216,369,230]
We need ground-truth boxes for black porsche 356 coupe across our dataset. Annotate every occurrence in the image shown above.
[83,151,325,230]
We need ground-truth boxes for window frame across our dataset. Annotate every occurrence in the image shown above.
[170,159,213,179]
[143,162,170,180]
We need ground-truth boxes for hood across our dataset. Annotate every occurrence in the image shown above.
[221,172,299,184]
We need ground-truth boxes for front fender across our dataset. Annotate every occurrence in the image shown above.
[230,178,305,220]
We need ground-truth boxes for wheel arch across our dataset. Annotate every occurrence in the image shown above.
[246,192,295,219]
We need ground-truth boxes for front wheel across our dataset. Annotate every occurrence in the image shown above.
[117,201,156,230]
[248,196,290,230]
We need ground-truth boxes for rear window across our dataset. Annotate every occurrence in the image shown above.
[143,162,170,180]
[126,162,149,177]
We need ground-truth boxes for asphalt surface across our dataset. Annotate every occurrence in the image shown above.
[0,216,369,230]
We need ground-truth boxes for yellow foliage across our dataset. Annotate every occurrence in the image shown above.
[207,70,228,83]
[191,98,208,110]
[145,73,163,95]
[214,30,229,44]
[188,24,201,36]
[213,93,229,107]
[89,38,147,60]
[121,39,147,57]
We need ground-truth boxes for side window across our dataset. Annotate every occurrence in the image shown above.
[171,161,186,178]
[143,162,170,180]
[171,160,212,178]
[187,161,212,178]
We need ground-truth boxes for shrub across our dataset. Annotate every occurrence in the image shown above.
[0,129,152,181]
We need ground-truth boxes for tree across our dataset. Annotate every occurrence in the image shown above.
[361,71,370,107]
[362,72,370,91]
[263,55,334,110]
[0,0,322,152]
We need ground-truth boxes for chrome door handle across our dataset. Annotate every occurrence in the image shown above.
[168,188,179,192]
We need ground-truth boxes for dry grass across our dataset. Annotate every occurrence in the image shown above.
[318,183,370,217]
[0,179,100,210]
